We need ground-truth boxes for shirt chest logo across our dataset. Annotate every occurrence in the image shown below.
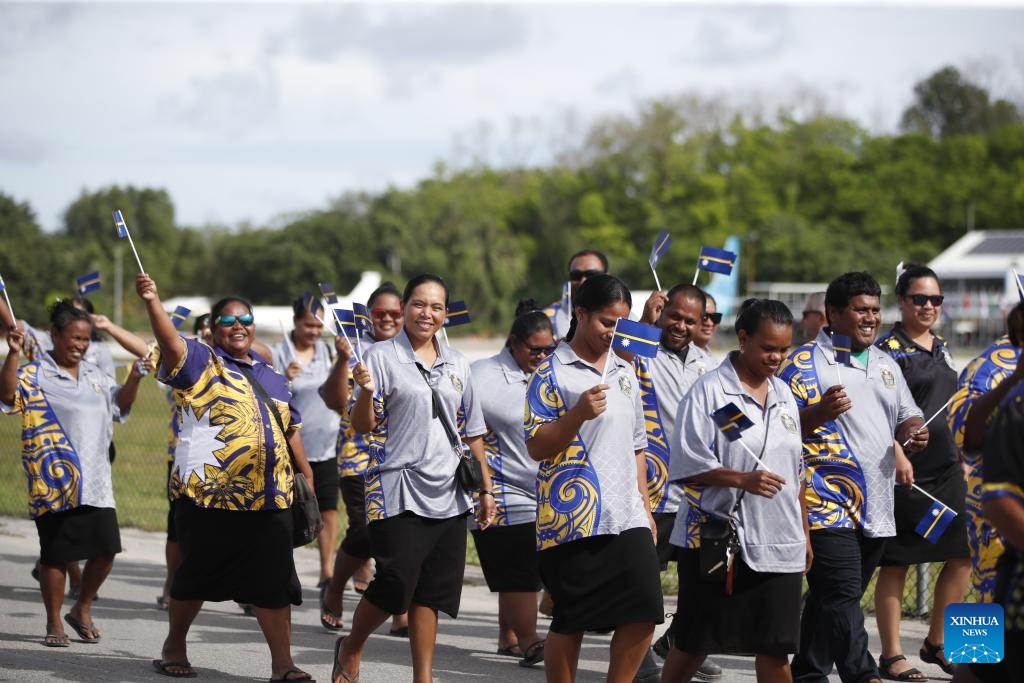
[780,411,798,434]
[618,375,632,397]
[450,373,464,394]
[880,365,896,389]
[92,381,103,395]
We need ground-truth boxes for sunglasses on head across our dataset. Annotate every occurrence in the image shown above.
[214,313,254,327]
[568,268,605,282]
[526,344,557,357]
[702,312,723,324]
[908,294,944,307]
[372,307,402,319]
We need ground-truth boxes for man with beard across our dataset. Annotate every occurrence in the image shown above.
[778,271,927,683]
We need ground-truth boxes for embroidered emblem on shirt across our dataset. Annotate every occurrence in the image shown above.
[450,373,464,393]
[92,382,103,394]
[886,338,901,351]
[697,363,707,376]
[618,375,632,396]
[881,365,896,389]
[780,412,798,434]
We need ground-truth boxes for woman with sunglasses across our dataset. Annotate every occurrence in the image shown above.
[273,296,343,594]
[320,282,409,636]
[469,299,554,668]
[694,293,723,367]
[525,274,662,683]
[332,273,494,683]
[873,264,969,679]
[136,273,317,682]
[1,300,144,648]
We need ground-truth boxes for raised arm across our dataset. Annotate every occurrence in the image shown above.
[92,314,149,357]
[349,361,377,434]
[0,328,24,405]
[321,336,354,414]
[136,273,185,372]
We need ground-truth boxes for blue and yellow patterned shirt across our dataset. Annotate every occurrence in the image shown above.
[160,338,301,511]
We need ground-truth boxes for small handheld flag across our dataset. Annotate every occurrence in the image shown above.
[914,499,957,543]
[648,229,672,291]
[561,281,571,313]
[353,303,373,337]
[692,245,737,285]
[832,333,852,388]
[332,308,362,361]
[302,290,324,321]
[169,306,191,330]
[1014,268,1024,302]
[318,282,338,305]
[76,271,101,295]
[710,402,773,471]
[0,271,14,322]
[600,318,661,383]
[112,209,145,273]
[711,403,755,442]
[445,300,471,328]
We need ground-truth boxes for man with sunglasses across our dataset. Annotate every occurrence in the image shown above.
[543,249,608,340]
[692,293,723,367]
[636,284,722,682]
[778,271,927,683]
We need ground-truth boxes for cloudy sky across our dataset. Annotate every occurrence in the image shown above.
[1,1,1022,231]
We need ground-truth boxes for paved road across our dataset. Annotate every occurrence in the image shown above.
[0,515,951,682]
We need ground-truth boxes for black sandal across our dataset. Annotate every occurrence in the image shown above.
[920,638,955,676]
[879,654,928,681]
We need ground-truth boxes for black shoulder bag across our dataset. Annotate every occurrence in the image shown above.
[416,364,484,493]
[236,364,323,547]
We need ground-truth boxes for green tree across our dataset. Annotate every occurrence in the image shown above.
[900,66,1021,139]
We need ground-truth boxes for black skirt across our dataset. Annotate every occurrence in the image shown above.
[36,505,122,565]
[539,527,664,635]
[880,463,969,566]
[171,499,301,609]
[671,549,802,656]
[471,522,542,593]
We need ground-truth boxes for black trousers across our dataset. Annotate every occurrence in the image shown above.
[791,528,886,683]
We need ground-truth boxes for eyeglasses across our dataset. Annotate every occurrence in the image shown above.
[568,269,605,282]
[908,294,944,307]
[526,344,557,357]
[372,308,402,319]
[702,312,723,325]
[214,313,254,327]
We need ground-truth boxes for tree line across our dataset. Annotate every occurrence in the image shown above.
[1,66,1021,334]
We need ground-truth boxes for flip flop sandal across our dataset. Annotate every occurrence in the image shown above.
[44,633,70,648]
[152,659,198,678]
[879,654,929,681]
[332,636,359,683]
[269,668,314,681]
[63,613,100,643]
[519,640,546,668]
[496,644,523,657]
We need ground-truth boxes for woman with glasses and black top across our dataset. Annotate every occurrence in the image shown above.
[136,273,317,682]
[873,264,969,680]
[525,274,663,683]
[469,300,555,668]
[332,274,495,683]
[694,293,724,367]
[320,282,409,636]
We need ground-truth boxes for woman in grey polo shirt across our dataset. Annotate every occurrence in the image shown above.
[662,298,810,683]
[470,299,554,667]
[1,299,144,648]
[332,273,495,683]
[524,274,663,683]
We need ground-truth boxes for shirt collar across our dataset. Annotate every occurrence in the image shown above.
[497,347,529,384]
[891,322,947,353]
[554,339,630,374]
[391,328,452,367]
[715,351,783,408]
[213,344,269,368]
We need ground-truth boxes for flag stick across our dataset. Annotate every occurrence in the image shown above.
[650,264,662,292]
[901,393,958,447]
[835,359,842,389]
[691,267,699,287]
[327,309,359,362]
[441,327,451,348]
[598,319,622,384]
[735,439,773,473]
[910,483,954,514]
[278,320,296,363]
[123,228,145,273]
[0,281,15,324]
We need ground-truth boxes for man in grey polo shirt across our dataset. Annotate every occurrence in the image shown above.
[778,271,927,683]
[636,284,722,681]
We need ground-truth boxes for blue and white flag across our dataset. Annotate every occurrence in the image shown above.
[445,300,471,327]
[318,282,338,305]
[77,271,101,295]
[711,402,755,442]
[696,246,736,275]
[353,303,373,337]
[915,500,957,543]
[832,334,853,366]
[610,318,660,358]
[333,309,357,339]
[170,306,191,330]
[649,229,673,270]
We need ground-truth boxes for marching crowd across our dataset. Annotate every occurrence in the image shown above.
[1,247,1023,683]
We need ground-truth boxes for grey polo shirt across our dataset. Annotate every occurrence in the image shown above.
[777,329,923,538]
[272,340,339,463]
[634,343,713,514]
[470,348,540,526]
[355,328,485,522]
[524,342,649,550]
[2,351,128,517]
[668,353,806,572]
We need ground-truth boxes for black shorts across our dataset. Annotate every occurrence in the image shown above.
[364,511,468,618]
[539,527,664,635]
[166,499,179,543]
[471,522,542,593]
[654,511,679,569]
[171,499,301,609]
[670,549,802,656]
[311,458,340,512]
[36,506,122,565]
[339,475,370,559]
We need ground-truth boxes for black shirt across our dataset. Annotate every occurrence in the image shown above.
[875,322,960,483]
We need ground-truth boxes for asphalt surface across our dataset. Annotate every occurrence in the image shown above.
[0,515,953,682]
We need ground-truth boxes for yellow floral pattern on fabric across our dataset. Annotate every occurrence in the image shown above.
[482,428,509,527]
[364,390,388,522]
[13,362,83,518]
[525,359,601,550]
[634,357,670,513]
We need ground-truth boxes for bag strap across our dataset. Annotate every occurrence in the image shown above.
[235,362,296,468]
[415,363,464,454]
